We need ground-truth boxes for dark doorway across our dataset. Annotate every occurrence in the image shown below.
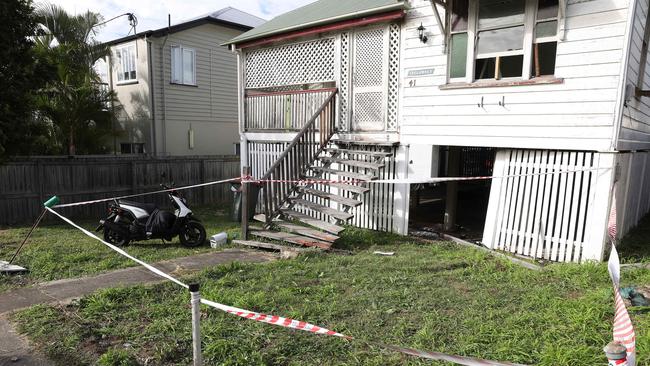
[409,146,496,241]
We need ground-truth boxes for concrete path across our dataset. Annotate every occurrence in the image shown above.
[0,249,277,365]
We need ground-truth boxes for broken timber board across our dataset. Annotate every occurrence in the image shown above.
[251,214,339,242]
[233,240,306,252]
[275,222,339,242]
[280,209,345,235]
[250,230,332,250]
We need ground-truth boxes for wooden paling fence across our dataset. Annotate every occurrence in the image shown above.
[0,155,240,225]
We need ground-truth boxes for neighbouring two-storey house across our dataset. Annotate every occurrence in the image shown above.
[95,7,264,155]
[225,0,650,262]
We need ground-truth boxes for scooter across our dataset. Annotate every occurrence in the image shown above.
[96,183,206,247]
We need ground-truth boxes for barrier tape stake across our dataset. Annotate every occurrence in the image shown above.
[241,166,250,240]
[189,283,203,366]
[604,341,627,365]
[8,195,58,264]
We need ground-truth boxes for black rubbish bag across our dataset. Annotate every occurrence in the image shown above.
[231,183,260,222]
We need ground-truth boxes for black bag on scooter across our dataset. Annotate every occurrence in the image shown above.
[146,209,176,238]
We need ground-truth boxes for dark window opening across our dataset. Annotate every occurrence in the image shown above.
[121,143,145,154]
[533,42,557,77]
[451,0,469,31]
[475,55,523,80]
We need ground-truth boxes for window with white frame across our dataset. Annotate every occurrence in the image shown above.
[171,45,196,85]
[115,44,137,83]
[448,0,559,82]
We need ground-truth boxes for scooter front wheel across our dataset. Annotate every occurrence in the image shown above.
[103,227,130,247]
[179,221,206,248]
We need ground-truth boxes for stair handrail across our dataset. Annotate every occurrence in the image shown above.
[258,89,338,225]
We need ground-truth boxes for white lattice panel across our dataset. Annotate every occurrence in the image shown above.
[353,92,384,131]
[352,27,387,132]
[245,38,336,89]
[387,24,400,132]
[353,29,385,88]
[339,32,350,131]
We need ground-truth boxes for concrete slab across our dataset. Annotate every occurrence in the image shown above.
[0,316,49,366]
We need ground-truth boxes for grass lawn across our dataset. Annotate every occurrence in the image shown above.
[0,207,240,293]
[10,226,650,366]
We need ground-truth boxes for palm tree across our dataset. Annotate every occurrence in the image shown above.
[33,2,116,155]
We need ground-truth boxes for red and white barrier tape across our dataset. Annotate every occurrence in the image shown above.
[45,207,528,366]
[52,177,242,208]
[607,187,636,366]
[52,166,609,208]
[370,166,606,184]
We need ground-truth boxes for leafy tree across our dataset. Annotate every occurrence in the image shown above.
[34,2,116,155]
[0,0,52,158]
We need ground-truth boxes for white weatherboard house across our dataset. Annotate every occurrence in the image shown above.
[225,0,650,262]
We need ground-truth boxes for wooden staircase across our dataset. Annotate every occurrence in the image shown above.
[234,88,396,252]
[236,140,393,251]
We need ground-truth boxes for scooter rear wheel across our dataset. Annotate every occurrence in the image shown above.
[104,227,130,247]
[179,221,206,248]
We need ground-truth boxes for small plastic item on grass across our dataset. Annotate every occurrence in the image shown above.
[0,261,28,274]
[373,251,395,256]
[210,232,228,248]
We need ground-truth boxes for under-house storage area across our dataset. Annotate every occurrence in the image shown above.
[409,146,496,241]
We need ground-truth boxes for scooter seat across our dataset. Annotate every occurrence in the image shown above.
[118,200,158,215]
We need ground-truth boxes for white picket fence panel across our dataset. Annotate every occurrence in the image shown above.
[483,149,615,262]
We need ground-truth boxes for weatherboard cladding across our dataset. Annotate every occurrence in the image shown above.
[227,0,407,45]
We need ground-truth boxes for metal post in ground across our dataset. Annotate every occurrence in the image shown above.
[604,341,627,365]
[189,283,203,366]
[444,147,461,232]
[9,196,59,264]
[241,166,250,240]
[603,342,627,366]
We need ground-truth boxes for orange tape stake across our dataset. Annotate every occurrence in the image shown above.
[607,186,636,366]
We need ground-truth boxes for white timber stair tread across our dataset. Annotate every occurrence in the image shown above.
[328,182,370,194]
[326,148,392,157]
[292,199,353,221]
[253,214,283,223]
[250,230,332,250]
[279,209,345,234]
[298,187,362,207]
[319,156,384,170]
[310,167,375,181]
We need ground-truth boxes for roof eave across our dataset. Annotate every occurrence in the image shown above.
[105,17,255,47]
[223,2,407,47]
